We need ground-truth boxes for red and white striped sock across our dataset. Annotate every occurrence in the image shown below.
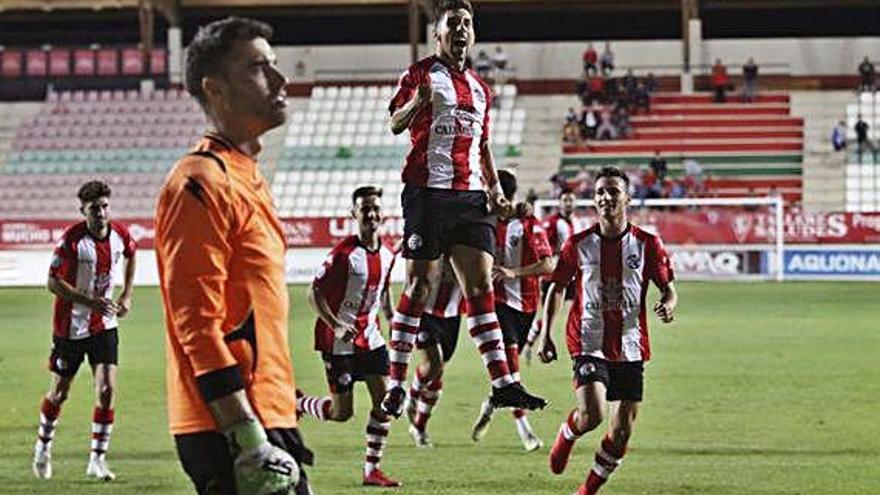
[408,368,425,405]
[388,294,425,389]
[525,319,541,347]
[466,294,515,388]
[297,392,331,421]
[35,398,61,454]
[562,408,586,441]
[414,375,443,432]
[585,434,627,494]
[90,407,114,461]
[364,410,390,475]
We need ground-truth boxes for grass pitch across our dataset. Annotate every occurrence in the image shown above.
[0,282,877,494]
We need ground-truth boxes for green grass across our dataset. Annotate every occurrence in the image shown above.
[1,282,878,494]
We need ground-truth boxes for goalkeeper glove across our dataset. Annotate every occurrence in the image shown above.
[226,419,300,495]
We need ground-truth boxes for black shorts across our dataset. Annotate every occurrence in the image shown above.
[416,314,461,362]
[175,427,314,495]
[542,279,575,301]
[322,346,390,394]
[401,186,496,260]
[572,355,644,402]
[48,328,118,378]
[495,303,536,349]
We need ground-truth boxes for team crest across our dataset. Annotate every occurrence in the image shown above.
[510,235,520,248]
[626,254,641,270]
[407,233,423,251]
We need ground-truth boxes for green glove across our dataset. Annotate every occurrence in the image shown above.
[226,419,299,495]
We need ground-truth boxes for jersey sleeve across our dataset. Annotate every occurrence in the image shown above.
[48,238,74,280]
[114,222,137,257]
[647,236,675,288]
[388,66,419,115]
[313,245,348,294]
[528,218,552,259]
[550,236,578,286]
[156,170,240,381]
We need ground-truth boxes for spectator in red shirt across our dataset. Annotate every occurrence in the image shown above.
[711,59,730,103]
[582,43,598,76]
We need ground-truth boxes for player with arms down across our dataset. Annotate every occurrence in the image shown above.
[155,16,313,495]
[538,166,678,495]
[32,180,136,482]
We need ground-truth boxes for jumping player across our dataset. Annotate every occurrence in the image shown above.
[382,0,545,418]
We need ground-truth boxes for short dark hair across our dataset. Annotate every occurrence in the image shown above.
[185,16,273,105]
[498,169,517,201]
[352,185,383,205]
[594,166,630,188]
[78,180,111,203]
[434,0,474,24]
[558,188,575,199]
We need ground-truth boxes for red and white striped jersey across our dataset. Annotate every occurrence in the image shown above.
[494,215,552,314]
[389,55,492,191]
[544,212,575,255]
[551,223,674,362]
[424,257,464,318]
[313,235,395,354]
[49,221,136,340]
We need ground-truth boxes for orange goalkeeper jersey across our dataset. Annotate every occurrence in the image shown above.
[156,133,298,435]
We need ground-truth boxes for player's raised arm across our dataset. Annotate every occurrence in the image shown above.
[389,69,431,135]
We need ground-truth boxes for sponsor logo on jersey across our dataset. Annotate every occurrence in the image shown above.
[407,233,423,252]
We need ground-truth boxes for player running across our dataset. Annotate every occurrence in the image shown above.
[470,170,554,452]
[522,188,577,362]
[32,180,136,482]
[404,255,464,448]
[537,166,678,495]
[296,186,401,488]
[382,0,545,419]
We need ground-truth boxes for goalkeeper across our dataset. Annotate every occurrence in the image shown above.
[155,17,314,494]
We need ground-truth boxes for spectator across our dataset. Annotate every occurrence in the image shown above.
[563,107,581,144]
[613,105,632,138]
[683,156,705,194]
[622,69,637,95]
[550,171,568,197]
[581,105,598,139]
[475,50,492,80]
[634,81,651,113]
[742,58,759,103]
[858,56,876,92]
[492,45,508,84]
[525,187,538,205]
[582,43,598,76]
[599,42,615,76]
[645,72,658,94]
[649,151,668,180]
[574,166,592,199]
[588,75,606,103]
[595,105,617,140]
[565,107,578,124]
[831,120,847,151]
[855,114,877,163]
[711,59,730,103]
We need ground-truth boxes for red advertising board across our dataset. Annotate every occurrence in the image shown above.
[121,47,144,75]
[48,48,70,76]
[150,49,167,74]
[73,49,95,76]
[1,50,23,77]
[25,49,47,76]
[96,48,118,76]
[2,211,879,250]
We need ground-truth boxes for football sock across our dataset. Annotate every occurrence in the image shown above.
[35,398,61,454]
[297,393,331,421]
[562,409,586,441]
[364,410,390,476]
[466,294,515,388]
[585,434,627,494]
[90,407,114,460]
[388,293,424,389]
[414,374,443,432]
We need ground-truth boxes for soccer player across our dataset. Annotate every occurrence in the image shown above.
[155,17,312,495]
[522,188,577,360]
[405,255,464,447]
[471,170,553,451]
[382,0,545,418]
[537,166,678,495]
[295,186,400,488]
[32,180,136,481]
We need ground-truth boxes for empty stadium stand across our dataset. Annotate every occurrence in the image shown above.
[844,91,880,212]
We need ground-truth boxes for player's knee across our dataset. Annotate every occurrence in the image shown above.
[48,389,69,404]
[329,404,353,422]
[407,277,432,302]
[97,384,114,405]
[578,406,603,432]
[422,359,443,382]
